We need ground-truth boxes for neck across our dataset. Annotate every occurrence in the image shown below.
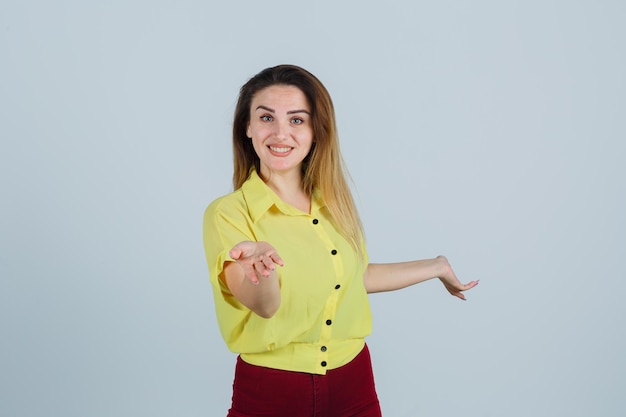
[260,168,310,213]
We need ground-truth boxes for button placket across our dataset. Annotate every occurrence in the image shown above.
[309,211,346,373]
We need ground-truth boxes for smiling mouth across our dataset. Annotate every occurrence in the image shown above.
[269,146,292,153]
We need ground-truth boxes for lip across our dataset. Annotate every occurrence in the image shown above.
[267,145,294,156]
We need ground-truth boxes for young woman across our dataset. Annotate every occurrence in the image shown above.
[203,64,478,417]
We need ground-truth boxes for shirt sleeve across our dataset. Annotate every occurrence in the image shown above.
[203,197,280,353]
[203,197,254,311]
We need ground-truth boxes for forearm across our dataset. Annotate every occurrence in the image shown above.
[364,256,450,294]
[223,261,281,318]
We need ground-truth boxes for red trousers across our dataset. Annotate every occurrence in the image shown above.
[227,344,382,417]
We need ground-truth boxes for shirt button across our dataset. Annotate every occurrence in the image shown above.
[335,284,341,290]
[331,249,337,255]
[321,361,327,367]
[312,219,319,225]
[326,319,332,325]
[321,346,327,352]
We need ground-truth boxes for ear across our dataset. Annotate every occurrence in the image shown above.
[246,125,251,138]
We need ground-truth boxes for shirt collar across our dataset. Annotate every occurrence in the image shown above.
[241,170,326,223]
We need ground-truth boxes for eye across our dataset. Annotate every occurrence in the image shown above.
[261,115,273,122]
[291,117,304,125]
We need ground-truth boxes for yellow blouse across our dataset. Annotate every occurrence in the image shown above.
[203,170,372,375]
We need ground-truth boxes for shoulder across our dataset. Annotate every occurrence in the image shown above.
[204,188,247,220]
[204,170,274,229]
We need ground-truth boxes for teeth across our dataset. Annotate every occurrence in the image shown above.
[269,146,291,153]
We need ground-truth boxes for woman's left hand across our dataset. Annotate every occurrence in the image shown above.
[436,255,479,300]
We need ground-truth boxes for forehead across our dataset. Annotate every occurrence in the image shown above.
[251,85,310,110]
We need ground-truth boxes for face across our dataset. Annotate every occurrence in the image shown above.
[246,85,313,179]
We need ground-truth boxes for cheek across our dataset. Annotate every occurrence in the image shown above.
[248,123,270,139]
[303,131,314,151]
[251,138,265,155]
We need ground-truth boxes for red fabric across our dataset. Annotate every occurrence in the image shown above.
[227,344,382,417]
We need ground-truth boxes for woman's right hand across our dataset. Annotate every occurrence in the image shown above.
[229,241,284,285]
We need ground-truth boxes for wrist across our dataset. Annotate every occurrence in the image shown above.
[435,255,451,278]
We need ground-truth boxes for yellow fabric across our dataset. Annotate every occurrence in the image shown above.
[203,170,372,375]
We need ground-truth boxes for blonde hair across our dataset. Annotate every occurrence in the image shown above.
[232,65,364,257]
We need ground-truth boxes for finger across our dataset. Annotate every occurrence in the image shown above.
[254,260,272,277]
[461,280,479,290]
[244,266,259,285]
[444,284,467,301]
[235,259,259,284]
[230,241,255,260]
[447,287,466,300]
[229,248,243,260]
[260,255,276,272]
[269,253,284,267]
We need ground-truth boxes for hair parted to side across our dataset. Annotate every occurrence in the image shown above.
[232,64,365,256]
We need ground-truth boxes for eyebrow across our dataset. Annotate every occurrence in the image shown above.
[255,105,310,115]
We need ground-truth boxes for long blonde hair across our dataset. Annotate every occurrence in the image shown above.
[232,65,365,257]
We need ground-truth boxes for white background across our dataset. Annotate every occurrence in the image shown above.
[1,1,625,416]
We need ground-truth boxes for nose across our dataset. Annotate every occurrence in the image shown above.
[273,119,290,140]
